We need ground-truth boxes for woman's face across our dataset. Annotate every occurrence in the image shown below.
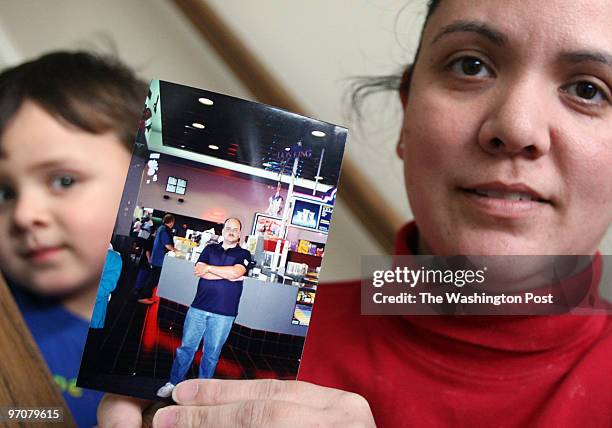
[0,101,131,295]
[399,0,612,255]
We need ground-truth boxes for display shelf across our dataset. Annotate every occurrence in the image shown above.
[287,250,322,268]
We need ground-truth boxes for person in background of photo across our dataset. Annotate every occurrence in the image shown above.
[156,217,252,398]
[0,50,147,428]
[90,245,122,329]
[80,244,122,382]
[132,225,155,295]
[131,217,142,237]
[135,215,153,248]
[142,216,154,239]
[138,214,175,305]
[98,0,612,426]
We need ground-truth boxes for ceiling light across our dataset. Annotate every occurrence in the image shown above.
[192,122,205,129]
[284,147,291,151]
[198,97,214,106]
[208,144,219,150]
[180,145,186,148]
[311,130,326,137]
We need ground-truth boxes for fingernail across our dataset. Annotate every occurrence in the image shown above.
[153,407,177,428]
[175,381,199,402]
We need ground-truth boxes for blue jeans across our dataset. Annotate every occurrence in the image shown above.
[169,307,235,384]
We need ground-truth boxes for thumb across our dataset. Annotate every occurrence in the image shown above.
[97,393,152,428]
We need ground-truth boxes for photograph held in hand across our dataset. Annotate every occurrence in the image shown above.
[77,80,348,407]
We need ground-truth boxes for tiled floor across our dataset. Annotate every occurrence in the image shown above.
[79,260,304,400]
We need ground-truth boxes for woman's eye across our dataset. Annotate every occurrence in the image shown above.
[563,81,608,103]
[449,57,492,78]
[50,175,76,191]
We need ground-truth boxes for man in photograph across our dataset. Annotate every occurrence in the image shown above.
[156,217,251,397]
[137,214,175,304]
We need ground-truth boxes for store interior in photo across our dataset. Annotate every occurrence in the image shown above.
[131,153,332,328]
[78,81,347,399]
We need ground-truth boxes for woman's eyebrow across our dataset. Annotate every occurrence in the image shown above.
[559,50,612,69]
[431,20,507,47]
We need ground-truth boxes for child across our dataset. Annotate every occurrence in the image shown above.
[0,51,147,427]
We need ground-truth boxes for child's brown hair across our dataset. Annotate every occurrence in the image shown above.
[0,50,148,149]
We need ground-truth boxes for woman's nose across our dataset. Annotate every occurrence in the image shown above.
[478,77,552,159]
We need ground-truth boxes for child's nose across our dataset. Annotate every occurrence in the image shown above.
[12,189,51,231]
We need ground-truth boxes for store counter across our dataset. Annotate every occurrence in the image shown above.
[156,255,307,336]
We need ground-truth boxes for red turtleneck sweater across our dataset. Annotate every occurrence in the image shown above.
[298,223,612,427]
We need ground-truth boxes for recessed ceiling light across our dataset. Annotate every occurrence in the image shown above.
[284,147,291,151]
[198,97,214,106]
[311,130,326,137]
[208,144,219,150]
[192,122,205,129]
[262,162,271,167]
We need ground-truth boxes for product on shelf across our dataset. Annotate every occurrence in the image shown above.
[297,239,311,254]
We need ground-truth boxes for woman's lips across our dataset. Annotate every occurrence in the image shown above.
[459,187,551,219]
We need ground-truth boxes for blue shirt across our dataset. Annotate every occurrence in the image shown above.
[9,283,104,428]
[151,225,173,267]
[192,243,252,316]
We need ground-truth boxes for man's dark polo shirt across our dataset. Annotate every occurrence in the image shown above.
[192,243,252,316]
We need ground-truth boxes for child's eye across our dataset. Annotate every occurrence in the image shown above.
[562,80,609,104]
[50,175,77,191]
[449,56,493,78]
[0,186,16,204]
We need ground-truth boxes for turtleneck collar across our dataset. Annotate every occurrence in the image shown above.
[390,222,610,377]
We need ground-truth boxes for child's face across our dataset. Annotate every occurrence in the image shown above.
[0,100,131,296]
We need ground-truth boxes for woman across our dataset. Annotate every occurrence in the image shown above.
[99,0,612,426]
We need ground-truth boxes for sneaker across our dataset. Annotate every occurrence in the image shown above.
[156,382,175,398]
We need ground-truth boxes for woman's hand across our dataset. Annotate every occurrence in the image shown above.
[151,379,376,428]
[96,380,376,427]
[97,393,152,428]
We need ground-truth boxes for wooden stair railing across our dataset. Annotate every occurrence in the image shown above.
[0,274,76,428]
[171,0,404,253]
